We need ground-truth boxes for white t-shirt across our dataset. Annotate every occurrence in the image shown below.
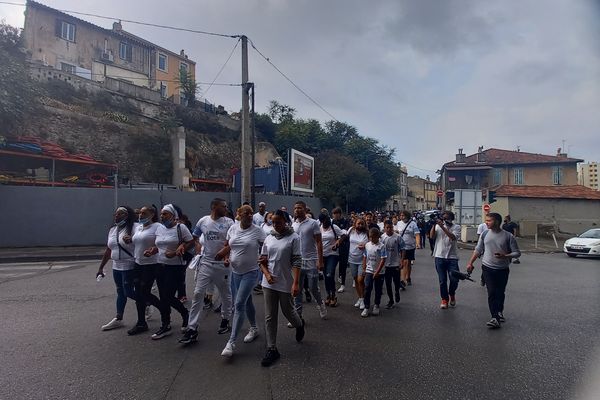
[364,241,387,274]
[348,228,369,264]
[261,232,301,293]
[261,222,273,235]
[253,212,266,227]
[227,223,267,274]
[292,218,321,260]
[396,220,420,250]
[155,223,193,265]
[477,223,488,235]
[433,223,462,259]
[321,225,345,257]
[193,216,234,262]
[132,222,159,265]
[382,232,404,268]
[107,225,136,271]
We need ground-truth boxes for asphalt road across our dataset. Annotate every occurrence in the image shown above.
[1,250,599,400]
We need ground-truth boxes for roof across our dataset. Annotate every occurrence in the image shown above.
[443,148,583,169]
[495,185,600,200]
[119,30,196,65]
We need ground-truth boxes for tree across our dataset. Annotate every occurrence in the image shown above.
[315,150,371,209]
[268,100,296,124]
[178,68,197,106]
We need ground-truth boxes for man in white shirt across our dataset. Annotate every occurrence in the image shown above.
[253,202,267,226]
[430,211,462,310]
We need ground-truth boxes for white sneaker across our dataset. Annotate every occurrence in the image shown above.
[145,306,153,321]
[221,342,235,357]
[359,299,366,310]
[243,327,259,343]
[338,285,345,293]
[354,299,361,308]
[337,276,342,284]
[361,309,369,317]
[372,305,380,316]
[101,317,123,331]
[318,304,328,319]
[352,281,356,288]
[287,322,294,328]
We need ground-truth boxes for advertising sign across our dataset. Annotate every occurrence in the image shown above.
[289,149,314,193]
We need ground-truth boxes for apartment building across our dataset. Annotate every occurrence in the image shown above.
[578,162,599,190]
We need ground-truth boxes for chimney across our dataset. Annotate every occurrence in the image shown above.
[456,148,466,163]
[113,21,122,31]
[476,146,486,163]
[180,49,185,57]
[557,147,567,158]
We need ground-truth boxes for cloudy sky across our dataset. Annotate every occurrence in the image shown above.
[2,0,599,177]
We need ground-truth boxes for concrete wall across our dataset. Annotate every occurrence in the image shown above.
[504,197,600,236]
[0,186,322,247]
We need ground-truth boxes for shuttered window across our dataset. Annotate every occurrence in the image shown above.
[56,20,76,42]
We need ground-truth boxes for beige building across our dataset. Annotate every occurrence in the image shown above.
[24,1,195,104]
[578,162,599,190]
[407,175,438,211]
[386,165,408,211]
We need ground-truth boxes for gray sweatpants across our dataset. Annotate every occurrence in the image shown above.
[293,268,323,316]
[188,260,232,331]
[263,287,303,349]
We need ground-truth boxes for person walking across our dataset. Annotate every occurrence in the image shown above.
[253,202,267,226]
[361,228,387,317]
[179,198,235,344]
[259,210,305,367]
[292,201,327,320]
[97,206,137,331]
[145,204,194,339]
[466,213,521,328]
[319,213,345,307]
[430,211,462,309]
[502,215,521,264]
[331,207,351,293]
[218,205,267,357]
[396,210,421,287]
[348,217,369,310]
[382,220,404,309]
[128,205,162,335]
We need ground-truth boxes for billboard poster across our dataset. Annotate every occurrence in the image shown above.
[289,148,314,193]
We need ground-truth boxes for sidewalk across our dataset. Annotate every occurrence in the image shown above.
[457,236,564,254]
[0,246,106,264]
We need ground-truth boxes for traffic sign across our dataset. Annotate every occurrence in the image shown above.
[483,204,491,212]
[436,190,444,197]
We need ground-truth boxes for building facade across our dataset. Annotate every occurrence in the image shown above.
[407,175,438,211]
[385,164,408,212]
[578,162,599,191]
[24,1,195,104]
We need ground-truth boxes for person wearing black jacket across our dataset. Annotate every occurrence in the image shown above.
[332,207,351,293]
[425,215,437,256]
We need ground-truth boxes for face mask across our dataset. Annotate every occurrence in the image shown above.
[162,219,175,228]
[139,217,150,225]
[116,219,126,227]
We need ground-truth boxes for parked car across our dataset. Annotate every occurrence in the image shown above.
[563,228,600,258]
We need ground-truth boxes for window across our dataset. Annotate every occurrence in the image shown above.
[60,62,76,74]
[552,166,563,185]
[180,62,188,74]
[492,168,502,186]
[119,42,132,61]
[58,21,75,42]
[159,82,168,99]
[158,53,168,72]
[513,168,524,185]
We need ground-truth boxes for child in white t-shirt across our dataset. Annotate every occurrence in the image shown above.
[361,228,387,317]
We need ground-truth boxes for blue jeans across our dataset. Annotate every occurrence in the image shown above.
[112,269,136,318]
[323,255,339,296]
[364,272,384,309]
[294,268,323,316]
[229,269,259,343]
[434,258,460,300]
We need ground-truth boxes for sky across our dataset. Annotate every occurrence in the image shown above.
[1,0,599,178]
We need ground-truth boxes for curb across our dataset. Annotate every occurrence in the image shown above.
[457,243,561,254]
[0,254,104,264]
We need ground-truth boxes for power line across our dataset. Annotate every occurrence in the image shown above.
[0,1,240,39]
[247,38,339,122]
[203,37,241,96]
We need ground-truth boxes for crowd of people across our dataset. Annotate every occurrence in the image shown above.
[97,199,521,366]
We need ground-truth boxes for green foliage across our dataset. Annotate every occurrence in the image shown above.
[178,68,197,106]
[174,106,238,140]
[267,100,400,210]
[254,113,277,142]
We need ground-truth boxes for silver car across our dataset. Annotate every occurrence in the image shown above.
[564,228,600,258]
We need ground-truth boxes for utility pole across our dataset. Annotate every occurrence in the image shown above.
[240,35,251,206]
[250,82,256,209]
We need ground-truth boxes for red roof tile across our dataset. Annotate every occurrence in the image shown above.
[495,185,600,200]
[444,148,583,169]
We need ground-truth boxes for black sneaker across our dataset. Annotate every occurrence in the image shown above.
[295,319,305,342]
[385,300,395,310]
[217,319,231,334]
[407,278,412,286]
[305,290,312,303]
[151,325,172,340]
[178,329,198,344]
[400,281,407,291]
[395,292,400,303]
[513,259,521,264]
[181,310,189,332]
[261,347,281,367]
[486,318,501,329]
[497,312,506,323]
[127,324,148,336]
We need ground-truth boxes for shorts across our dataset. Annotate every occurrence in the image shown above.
[403,249,415,261]
[301,259,317,270]
[350,263,365,278]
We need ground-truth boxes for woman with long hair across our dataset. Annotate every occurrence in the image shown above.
[347,217,369,310]
[319,213,345,307]
[97,206,137,331]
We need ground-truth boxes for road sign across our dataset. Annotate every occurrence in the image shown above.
[437,190,444,197]
[483,204,491,212]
